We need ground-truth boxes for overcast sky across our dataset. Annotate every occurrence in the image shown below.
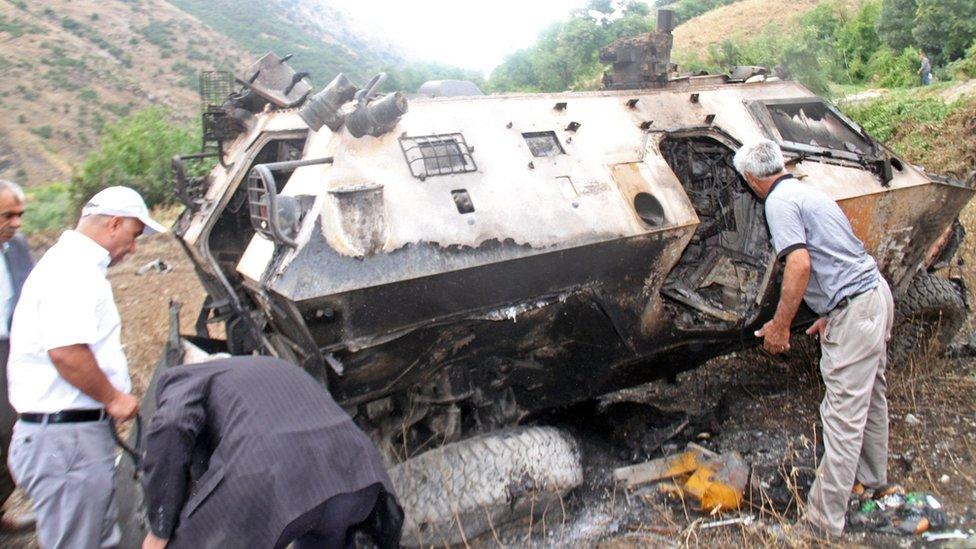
[328,0,587,75]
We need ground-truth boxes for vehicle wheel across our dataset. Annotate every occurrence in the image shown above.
[888,274,967,368]
[389,426,583,547]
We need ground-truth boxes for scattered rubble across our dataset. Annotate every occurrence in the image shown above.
[922,529,970,541]
[135,258,172,275]
[848,485,948,536]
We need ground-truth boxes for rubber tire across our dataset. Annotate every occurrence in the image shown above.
[389,426,583,547]
[888,274,967,369]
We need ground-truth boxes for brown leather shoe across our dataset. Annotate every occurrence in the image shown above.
[0,512,36,534]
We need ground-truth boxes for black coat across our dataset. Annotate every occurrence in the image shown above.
[141,356,397,549]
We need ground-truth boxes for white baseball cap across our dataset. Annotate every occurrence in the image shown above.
[81,186,168,234]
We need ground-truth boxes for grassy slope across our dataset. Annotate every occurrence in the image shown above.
[671,0,826,58]
[0,0,417,187]
[167,0,403,87]
[0,0,251,185]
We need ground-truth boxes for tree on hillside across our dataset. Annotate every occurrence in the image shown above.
[488,0,653,92]
[877,0,917,51]
[834,0,883,81]
[879,0,976,65]
[912,0,976,65]
[71,107,198,210]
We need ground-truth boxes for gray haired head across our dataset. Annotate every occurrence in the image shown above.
[0,180,25,203]
[733,139,785,179]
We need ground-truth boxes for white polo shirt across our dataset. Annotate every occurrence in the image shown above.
[7,230,130,413]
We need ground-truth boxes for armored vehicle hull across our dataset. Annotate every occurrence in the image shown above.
[169,71,973,462]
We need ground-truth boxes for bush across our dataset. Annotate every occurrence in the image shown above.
[30,126,53,139]
[23,183,72,234]
[71,107,199,211]
[704,23,831,94]
[947,42,976,80]
[867,46,920,88]
[834,0,883,82]
[842,93,959,142]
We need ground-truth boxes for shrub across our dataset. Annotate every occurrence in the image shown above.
[834,0,883,82]
[947,42,976,80]
[31,126,53,139]
[867,46,921,88]
[23,183,72,234]
[842,93,959,142]
[71,107,199,211]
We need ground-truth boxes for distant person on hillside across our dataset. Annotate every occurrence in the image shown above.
[0,180,33,535]
[918,51,932,86]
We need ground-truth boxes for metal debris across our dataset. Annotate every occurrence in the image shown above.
[922,530,969,541]
[135,259,172,276]
[700,515,756,529]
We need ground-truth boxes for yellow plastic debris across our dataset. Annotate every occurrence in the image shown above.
[680,451,749,512]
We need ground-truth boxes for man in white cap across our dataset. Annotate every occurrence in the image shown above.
[6,186,166,549]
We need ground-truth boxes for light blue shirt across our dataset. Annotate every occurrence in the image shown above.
[0,242,11,339]
[765,176,880,315]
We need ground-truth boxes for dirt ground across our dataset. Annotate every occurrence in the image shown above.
[3,232,976,547]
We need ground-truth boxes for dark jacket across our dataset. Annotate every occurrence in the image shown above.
[4,234,32,329]
[141,356,398,549]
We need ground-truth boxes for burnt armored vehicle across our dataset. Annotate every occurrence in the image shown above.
[120,10,972,546]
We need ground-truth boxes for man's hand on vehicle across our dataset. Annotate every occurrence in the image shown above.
[756,319,791,354]
[106,391,139,422]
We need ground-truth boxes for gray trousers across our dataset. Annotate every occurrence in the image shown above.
[806,279,894,537]
[8,419,121,549]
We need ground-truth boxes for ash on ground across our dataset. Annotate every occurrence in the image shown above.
[470,342,976,547]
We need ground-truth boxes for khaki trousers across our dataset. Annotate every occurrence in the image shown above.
[806,278,894,537]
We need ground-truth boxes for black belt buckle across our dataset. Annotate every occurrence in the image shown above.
[834,295,854,311]
[20,409,107,424]
[832,288,871,314]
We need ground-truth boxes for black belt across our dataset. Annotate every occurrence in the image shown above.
[831,287,873,313]
[20,409,107,424]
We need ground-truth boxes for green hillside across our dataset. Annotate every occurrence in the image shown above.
[168,0,483,91]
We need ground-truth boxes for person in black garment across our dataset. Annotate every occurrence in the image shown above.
[140,355,403,549]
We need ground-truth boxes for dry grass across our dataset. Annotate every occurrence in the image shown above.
[670,0,860,59]
[888,99,976,180]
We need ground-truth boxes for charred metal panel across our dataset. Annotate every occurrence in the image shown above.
[837,182,974,292]
[316,228,712,409]
[600,11,675,90]
[238,52,313,108]
[282,223,695,351]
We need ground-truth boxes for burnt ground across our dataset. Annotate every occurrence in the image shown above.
[4,233,976,548]
[466,350,976,547]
